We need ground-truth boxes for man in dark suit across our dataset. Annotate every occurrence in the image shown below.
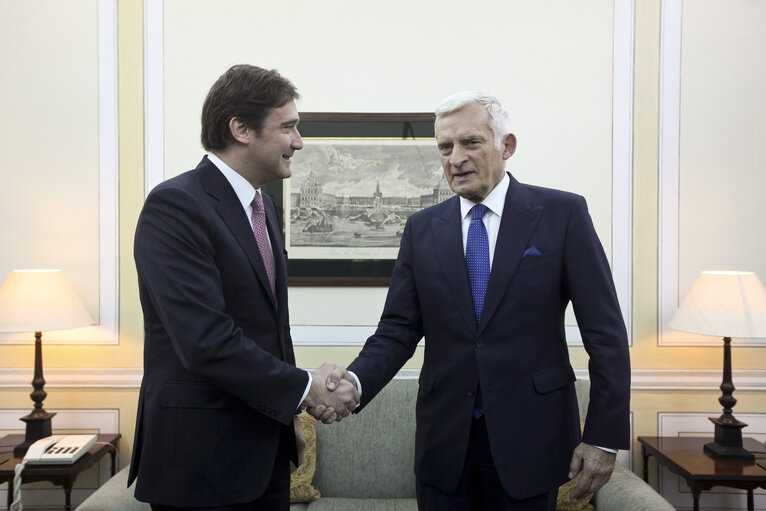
[343,92,631,510]
[128,65,358,511]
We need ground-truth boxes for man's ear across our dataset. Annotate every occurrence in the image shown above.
[502,133,517,160]
[229,117,250,145]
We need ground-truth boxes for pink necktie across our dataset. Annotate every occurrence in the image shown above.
[251,191,276,296]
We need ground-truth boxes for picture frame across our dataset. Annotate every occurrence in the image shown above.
[264,112,442,286]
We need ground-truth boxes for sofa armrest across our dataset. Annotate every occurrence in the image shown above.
[593,464,674,511]
[75,466,150,511]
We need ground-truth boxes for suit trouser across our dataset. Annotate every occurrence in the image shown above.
[416,416,556,511]
[150,425,292,511]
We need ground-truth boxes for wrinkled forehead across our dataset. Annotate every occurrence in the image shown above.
[435,105,491,140]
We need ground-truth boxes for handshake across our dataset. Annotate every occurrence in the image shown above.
[302,362,360,424]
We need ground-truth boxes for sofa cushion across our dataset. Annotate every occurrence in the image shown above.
[313,379,418,499]
[291,413,321,503]
[303,498,417,510]
[75,466,150,511]
[594,464,676,511]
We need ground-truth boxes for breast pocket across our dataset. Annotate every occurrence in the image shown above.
[516,252,557,273]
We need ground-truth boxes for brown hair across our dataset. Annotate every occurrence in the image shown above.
[200,65,299,151]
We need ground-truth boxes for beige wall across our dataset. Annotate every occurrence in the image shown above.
[1,0,765,508]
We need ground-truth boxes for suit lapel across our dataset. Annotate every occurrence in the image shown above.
[197,158,277,310]
[432,197,477,333]
[478,174,542,333]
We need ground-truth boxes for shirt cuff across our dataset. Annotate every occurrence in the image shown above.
[347,370,362,408]
[296,370,312,413]
[595,445,617,453]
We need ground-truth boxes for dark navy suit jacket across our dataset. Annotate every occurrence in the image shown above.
[128,156,308,506]
[348,173,631,499]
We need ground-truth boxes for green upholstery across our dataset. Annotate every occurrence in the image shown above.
[77,379,674,511]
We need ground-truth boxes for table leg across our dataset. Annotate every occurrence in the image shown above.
[641,444,649,482]
[748,489,754,511]
[110,448,117,476]
[64,483,72,511]
[692,489,701,511]
[7,479,13,510]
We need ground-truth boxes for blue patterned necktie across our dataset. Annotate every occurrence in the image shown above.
[466,204,489,418]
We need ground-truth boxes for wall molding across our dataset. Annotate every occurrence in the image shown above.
[612,0,635,345]
[0,368,144,389]
[144,0,164,196]
[2,367,764,391]
[0,0,119,346]
[658,0,683,346]
[628,369,766,391]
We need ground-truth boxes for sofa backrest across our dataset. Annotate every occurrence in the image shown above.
[313,378,418,498]
[312,377,591,499]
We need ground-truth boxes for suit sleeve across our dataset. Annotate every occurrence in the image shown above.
[135,186,308,425]
[563,195,631,450]
[348,218,424,408]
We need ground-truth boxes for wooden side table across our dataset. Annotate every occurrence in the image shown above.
[638,436,766,511]
[0,433,120,511]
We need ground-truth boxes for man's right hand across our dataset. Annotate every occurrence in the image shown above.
[303,362,359,424]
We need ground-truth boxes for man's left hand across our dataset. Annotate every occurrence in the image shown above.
[567,442,616,499]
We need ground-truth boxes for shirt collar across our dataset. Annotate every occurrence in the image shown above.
[207,152,259,210]
[459,172,510,220]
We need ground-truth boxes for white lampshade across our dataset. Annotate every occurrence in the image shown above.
[0,269,94,333]
[669,271,766,338]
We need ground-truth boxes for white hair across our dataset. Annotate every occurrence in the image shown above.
[434,91,512,150]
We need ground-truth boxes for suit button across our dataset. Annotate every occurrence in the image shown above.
[475,339,484,348]
[467,390,474,397]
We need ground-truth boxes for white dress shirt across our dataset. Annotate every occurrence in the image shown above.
[459,173,510,268]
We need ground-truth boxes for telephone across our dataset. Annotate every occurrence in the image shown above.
[23,434,97,465]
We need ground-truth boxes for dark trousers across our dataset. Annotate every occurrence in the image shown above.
[416,417,556,511]
[151,427,292,511]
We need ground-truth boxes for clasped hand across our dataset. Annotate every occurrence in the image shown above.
[302,362,359,424]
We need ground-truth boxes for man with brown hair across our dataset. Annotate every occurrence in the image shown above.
[129,64,359,510]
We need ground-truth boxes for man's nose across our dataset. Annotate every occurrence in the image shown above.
[449,146,467,167]
[292,130,304,150]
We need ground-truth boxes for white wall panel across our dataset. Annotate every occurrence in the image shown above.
[0,0,118,345]
[659,0,766,346]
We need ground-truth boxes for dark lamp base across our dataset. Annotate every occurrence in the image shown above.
[13,410,56,458]
[703,415,754,460]
[704,442,755,460]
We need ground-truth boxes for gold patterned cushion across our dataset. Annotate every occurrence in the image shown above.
[556,472,594,511]
[289,413,321,503]
[556,423,595,511]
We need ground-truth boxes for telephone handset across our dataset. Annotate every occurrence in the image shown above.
[23,434,97,465]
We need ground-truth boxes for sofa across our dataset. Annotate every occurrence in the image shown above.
[77,378,673,511]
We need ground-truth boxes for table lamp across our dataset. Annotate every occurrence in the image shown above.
[0,269,93,457]
[669,270,766,460]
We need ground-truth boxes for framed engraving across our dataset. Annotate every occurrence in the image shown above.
[265,113,446,286]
